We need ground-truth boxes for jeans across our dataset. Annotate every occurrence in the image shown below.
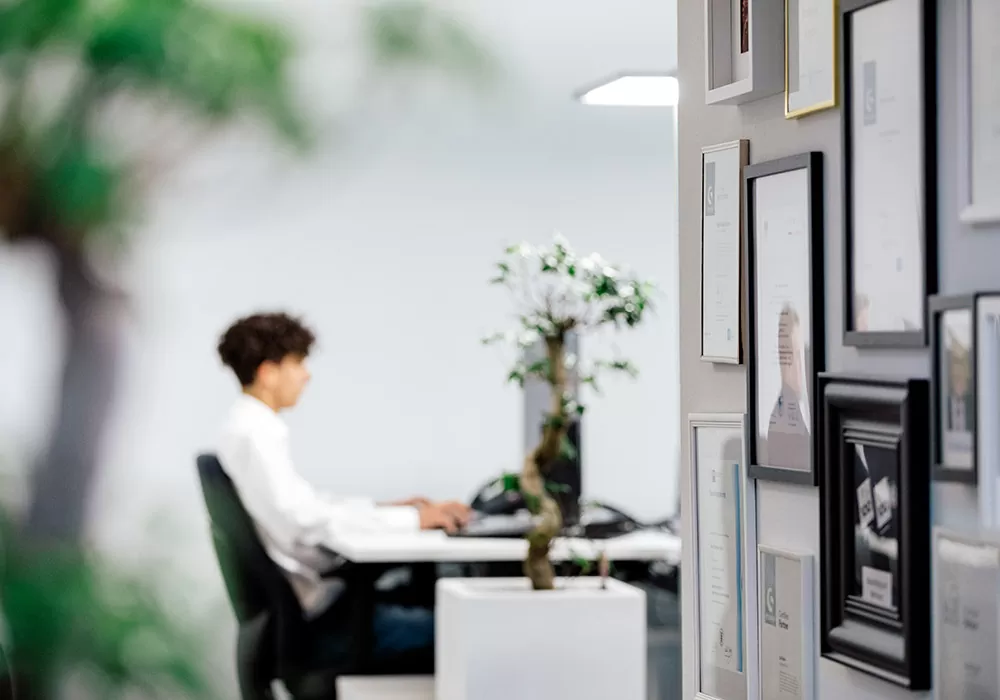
[372,604,435,656]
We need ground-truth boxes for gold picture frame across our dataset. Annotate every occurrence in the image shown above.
[784,0,839,118]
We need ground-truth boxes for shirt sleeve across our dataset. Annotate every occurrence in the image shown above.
[227,430,421,552]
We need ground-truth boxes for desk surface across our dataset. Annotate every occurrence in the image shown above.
[323,528,681,565]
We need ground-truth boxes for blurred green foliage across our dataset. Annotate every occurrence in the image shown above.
[0,0,493,696]
[0,512,214,699]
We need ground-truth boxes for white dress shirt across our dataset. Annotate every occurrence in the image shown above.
[217,394,420,615]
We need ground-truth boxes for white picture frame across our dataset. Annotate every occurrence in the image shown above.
[689,413,758,700]
[957,0,1000,226]
[757,546,816,700]
[932,527,1000,700]
[701,139,749,365]
[977,295,1000,527]
[704,0,784,105]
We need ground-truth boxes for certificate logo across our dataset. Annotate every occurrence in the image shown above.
[863,61,877,126]
[763,552,777,627]
[705,161,716,216]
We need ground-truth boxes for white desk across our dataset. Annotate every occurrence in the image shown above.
[323,529,681,566]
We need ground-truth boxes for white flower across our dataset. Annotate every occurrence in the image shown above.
[619,284,635,297]
[518,329,541,346]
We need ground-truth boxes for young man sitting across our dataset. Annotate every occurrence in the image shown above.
[215,311,470,658]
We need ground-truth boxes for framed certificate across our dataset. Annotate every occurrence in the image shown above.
[744,152,825,485]
[704,0,784,105]
[978,296,1000,526]
[933,528,1000,700]
[841,0,937,348]
[701,140,750,364]
[784,0,837,118]
[757,546,815,700]
[818,373,931,689]
[957,0,1000,225]
[689,413,758,700]
[930,295,976,483]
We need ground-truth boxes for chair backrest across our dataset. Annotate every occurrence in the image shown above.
[195,453,303,626]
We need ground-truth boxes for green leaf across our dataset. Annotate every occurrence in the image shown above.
[544,481,571,494]
[501,473,520,492]
[522,491,541,514]
[558,433,577,461]
[83,0,308,147]
[0,0,87,53]
[41,137,120,230]
[363,0,496,84]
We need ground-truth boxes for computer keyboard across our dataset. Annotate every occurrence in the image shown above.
[450,504,640,539]
[449,511,537,538]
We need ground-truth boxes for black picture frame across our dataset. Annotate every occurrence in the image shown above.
[929,294,978,484]
[841,0,938,348]
[745,151,825,485]
[818,373,931,690]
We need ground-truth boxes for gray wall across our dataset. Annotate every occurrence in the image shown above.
[678,0,997,698]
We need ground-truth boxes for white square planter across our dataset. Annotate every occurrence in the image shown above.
[435,577,646,700]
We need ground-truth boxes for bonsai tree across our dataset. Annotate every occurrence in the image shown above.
[483,234,654,590]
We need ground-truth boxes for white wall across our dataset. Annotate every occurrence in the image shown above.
[678,1,996,699]
[0,0,679,692]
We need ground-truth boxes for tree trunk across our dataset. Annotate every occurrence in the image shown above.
[520,336,567,591]
[25,243,122,542]
[0,244,123,699]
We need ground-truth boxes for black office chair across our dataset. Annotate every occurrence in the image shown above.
[195,454,433,700]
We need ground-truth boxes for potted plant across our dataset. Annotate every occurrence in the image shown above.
[435,234,655,700]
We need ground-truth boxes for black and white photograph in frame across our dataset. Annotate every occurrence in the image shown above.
[977,295,1000,526]
[933,528,1000,700]
[689,413,758,700]
[841,0,937,348]
[757,546,815,700]
[701,140,750,365]
[957,0,1000,225]
[930,295,977,482]
[744,152,825,485]
[818,373,931,689]
[784,0,838,118]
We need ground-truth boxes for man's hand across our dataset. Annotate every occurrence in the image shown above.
[391,496,432,508]
[437,500,472,523]
[418,503,467,533]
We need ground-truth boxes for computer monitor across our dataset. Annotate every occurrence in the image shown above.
[523,334,582,525]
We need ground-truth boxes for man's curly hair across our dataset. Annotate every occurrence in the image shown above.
[217,312,316,386]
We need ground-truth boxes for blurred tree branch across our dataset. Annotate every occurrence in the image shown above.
[0,0,494,696]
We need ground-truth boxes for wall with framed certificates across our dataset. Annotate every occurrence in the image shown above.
[744,153,825,485]
[701,140,749,364]
[676,0,1000,695]
[841,0,937,348]
[688,413,758,700]
[933,528,1000,700]
[818,373,931,689]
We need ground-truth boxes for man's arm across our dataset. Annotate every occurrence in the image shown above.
[230,434,422,551]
